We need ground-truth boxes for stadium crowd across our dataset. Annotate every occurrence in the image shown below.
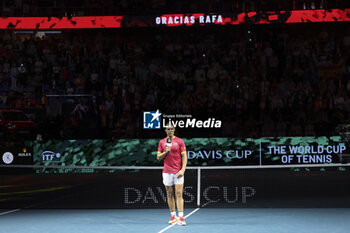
[0,22,350,139]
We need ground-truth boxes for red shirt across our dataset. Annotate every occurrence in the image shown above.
[158,136,186,174]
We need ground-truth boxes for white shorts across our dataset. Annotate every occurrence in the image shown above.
[162,172,184,186]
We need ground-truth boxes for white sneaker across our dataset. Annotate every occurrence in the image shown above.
[177,217,187,226]
[168,215,177,224]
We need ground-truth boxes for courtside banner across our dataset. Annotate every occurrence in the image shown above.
[0,144,33,174]
[0,9,349,29]
[2,169,349,208]
[28,136,347,173]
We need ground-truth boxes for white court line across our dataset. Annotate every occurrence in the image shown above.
[0,209,21,216]
[183,207,200,219]
[0,191,77,217]
[158,207,200,233]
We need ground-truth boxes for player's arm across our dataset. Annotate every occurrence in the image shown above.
[157,150,168,161]
[157,142,171,161]
[176,151,187,177]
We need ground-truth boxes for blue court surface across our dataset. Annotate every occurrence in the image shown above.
[0,208,350,233]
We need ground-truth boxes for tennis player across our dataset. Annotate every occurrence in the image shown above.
[157,123,187,226]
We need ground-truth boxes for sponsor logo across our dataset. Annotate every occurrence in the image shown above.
[2,152,14,164]
[163,117,221,128]
[187,150,252,159]
[143,110,162,129]
[41,151,61,162]
[143,110,222,129]
[18,147,32,157]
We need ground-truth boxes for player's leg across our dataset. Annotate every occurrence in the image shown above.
[163,173,177,224]
[165,185,176,212]
[175,181,186,225]
[175,183,184,212]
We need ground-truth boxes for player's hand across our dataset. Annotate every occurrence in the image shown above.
[176,170,185,178]
[165,146,171,153]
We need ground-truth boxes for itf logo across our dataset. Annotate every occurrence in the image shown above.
[42,151,61,162]
[143,110,162,129]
